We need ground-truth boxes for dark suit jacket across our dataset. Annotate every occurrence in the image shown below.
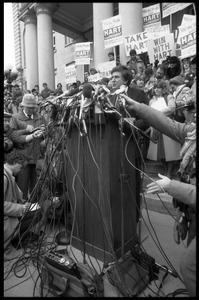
[127,86,150,131]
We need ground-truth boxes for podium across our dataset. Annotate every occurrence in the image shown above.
[65,112,141,264]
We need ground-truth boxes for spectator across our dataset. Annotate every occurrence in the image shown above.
[38,94,44,102]
[12,84,23,101]
[166,56,181,79]
[9,94,48,201]
[147,80,181,178]
[84,71,89,83]
[169,75,194,123]
[4,149,51,260]
[144,67,157,99]
[108,51,120,65]
[129,68,137,88]
[184,72,195,88]
[133,73,146,91]
[126,49,142,74]
[32,89,39,102]
[54,83,63,96]
[175,96,196,126]
[108,52,115,61]
[190,55,196,75]
[40,83,53,100]
[4,110,42,153]
[34,84,40,93]
[181,57,191,78]
[155,64,168,81]
[90,67,98,75]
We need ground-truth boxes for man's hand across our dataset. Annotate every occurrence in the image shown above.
[32,129,44,138]
[120,94,139,110]
[146,173,171,194]
[22,202,31,214]
[26,124,34,132]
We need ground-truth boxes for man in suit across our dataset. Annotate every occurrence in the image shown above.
[109,65,150,223]
[110,65,150,131]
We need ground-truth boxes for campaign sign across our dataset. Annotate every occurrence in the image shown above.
[147,33,175,63]
[98,61,116,78]
[179,21,196,59]
[142,4,161,29]
[65,65,77,84]
[145,24,170,40]
[75,42,91,65]
[162,3,193,18]
[102,15,123,49]
[124,31,148,55]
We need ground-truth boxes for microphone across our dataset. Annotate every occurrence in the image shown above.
[83,83,94,99]
[79,83,94,120]
[113,85,126,95]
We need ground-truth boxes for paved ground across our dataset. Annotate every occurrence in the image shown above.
[4,207,189,297]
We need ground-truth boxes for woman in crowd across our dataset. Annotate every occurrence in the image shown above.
[54,83,63,96]
[147,80,181,178]
[169,75,195,123]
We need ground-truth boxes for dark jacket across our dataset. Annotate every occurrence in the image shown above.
[127,86,150,131]
[40,87,53,99]
[4,125,29,152]
[9,110,48,163]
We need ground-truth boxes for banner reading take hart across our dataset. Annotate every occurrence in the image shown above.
[124,31,148,56]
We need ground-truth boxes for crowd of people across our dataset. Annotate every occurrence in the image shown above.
[4,52,196,296]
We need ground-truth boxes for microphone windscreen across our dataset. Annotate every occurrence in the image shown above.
[83,83,93,98]
[65,87,80,96]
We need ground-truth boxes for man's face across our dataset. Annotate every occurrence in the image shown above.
[24,106,36,115]
[170,83,177,92]
[110,71,126,91]
[4,117,11,132]
[156,68,164,79]
[108,54,114,61]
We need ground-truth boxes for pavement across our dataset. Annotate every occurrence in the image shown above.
[4,207,188,298]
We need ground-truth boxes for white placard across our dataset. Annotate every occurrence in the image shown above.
[162,3,193,18]
[147,33,175,64]
[178,21,196,59]
[65,64,77,84]
[142,4,161,29]
[145,24,170,40]
[75,42,91,65]
[124,31,148,56]
[102,14,123,49]
[98,61,116,78]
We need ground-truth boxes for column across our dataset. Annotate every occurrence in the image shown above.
[119,3,143,65]
[93,3,114,70]
[24,14,39,90]
[34,3,58,91]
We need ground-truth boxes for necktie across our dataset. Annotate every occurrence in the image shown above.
[27,115,32,119]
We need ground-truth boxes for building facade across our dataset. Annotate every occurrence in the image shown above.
[12,2,195,92]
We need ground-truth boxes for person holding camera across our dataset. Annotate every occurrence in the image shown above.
[120,93,196,297]
[9,94,48,201]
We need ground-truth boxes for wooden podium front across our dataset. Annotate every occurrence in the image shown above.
[65,113,141,265]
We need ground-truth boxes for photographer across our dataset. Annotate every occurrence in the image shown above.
[120,94,196,297]
[10,94,48,201]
